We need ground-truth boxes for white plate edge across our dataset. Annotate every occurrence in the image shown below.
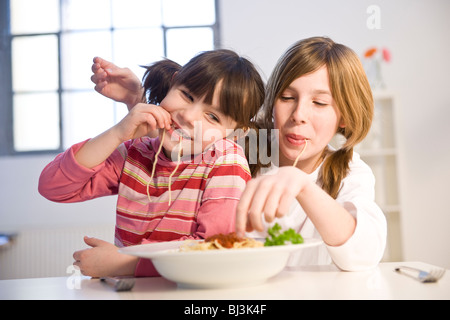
[119,238,323,259]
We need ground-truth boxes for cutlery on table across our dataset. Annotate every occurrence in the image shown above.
[394,266,446,283]
[100,276,135,291]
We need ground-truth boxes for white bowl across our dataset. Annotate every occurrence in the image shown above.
[120,239,322,289]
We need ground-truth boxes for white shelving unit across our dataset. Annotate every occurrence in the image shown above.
[330,91,402,261]
[355,91,402,262]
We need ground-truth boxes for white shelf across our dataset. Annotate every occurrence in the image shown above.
[356,148,397,157]
[330,91,403,261]
[360,92,403,262]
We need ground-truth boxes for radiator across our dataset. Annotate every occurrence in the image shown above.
[0,224,115,280]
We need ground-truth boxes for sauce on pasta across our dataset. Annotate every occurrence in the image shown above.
[180,232,264,251]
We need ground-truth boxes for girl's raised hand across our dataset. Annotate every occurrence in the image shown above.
[235,167,312,236]
[91,57,144,110]
[74,103,171,169]
[112,103,172,142]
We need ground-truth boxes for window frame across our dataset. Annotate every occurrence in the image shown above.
[0,0,221,156]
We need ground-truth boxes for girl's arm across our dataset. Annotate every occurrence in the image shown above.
[38,140,125,202]
[39,104,172,201]
[75,103,172,169]
[236,166,356,247]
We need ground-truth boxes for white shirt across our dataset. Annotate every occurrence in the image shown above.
[248,150,387,271]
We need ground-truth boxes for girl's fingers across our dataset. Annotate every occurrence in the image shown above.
[245,179,272,233]
[276,192,294,219]
[262,184,284,223]
[149,108,171,130]
[236,180,258,236]
[132,104,171,131]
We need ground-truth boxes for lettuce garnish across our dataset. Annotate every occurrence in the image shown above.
[264,223,303,246]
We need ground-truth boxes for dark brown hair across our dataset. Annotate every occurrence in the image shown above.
[142,50,266,175]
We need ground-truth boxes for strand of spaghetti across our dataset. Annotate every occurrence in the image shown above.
[168,136,183,206]
[293,139,308,167]
[147,130,166,202]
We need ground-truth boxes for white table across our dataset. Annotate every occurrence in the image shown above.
[0,262,449,300]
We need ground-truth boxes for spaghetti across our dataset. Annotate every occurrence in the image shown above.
[146,129,183,206]
[293,139,308,167]
[179,232,264,251]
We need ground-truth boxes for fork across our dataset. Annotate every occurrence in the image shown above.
[101,277,136,291]
[395,266,446,283]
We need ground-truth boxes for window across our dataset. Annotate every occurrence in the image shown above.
[1,0,219,154]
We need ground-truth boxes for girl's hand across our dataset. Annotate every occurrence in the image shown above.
[91,57,144,110]
[73,237,138,277]
[74,104,171,169]
[112,103,172,142]
[235,167,312,236]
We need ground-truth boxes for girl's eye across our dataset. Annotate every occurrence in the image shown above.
[181,90,194,102]
[313,101,328,106]
[206,113,220,123]
[280,96,294,101]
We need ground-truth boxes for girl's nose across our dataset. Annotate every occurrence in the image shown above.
[291,101,311,124]
[177,104,202,127]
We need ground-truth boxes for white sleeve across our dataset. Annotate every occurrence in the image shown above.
[326,154,387,271]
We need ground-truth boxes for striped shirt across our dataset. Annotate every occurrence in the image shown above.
[114,137,251,246]
[38,137,251,275]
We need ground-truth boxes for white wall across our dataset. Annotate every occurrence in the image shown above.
[0,155,116,232]
[1,0,449,270]
[219,0,450,268]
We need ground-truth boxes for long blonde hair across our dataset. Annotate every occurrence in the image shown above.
[258,37,373,198]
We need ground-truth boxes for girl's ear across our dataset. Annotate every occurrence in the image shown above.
[171,71,178,82]
[339,118,346,128]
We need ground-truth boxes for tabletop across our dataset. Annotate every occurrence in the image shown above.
[0,262,449,300]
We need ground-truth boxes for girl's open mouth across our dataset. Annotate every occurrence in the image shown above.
[285,133,308,146]
[166,123,191,140]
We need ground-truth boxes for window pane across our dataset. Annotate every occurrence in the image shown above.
[62,92,115,148]
[12,36,59,92]
[113,28,164,80]
[114,103,128,124]
[166,28,214,65]
[112,0,162,28]
[10,0,60,34]
[62,0,111,30]
[162,0,215,27]
[61,31,112,90]
[13,93,60,152]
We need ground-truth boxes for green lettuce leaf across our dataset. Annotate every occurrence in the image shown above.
[264,223,304,246]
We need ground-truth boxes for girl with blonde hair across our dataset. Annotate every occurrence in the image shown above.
[236,37,386,271]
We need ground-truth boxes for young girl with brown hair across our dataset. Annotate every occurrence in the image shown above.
[39,50,265,277]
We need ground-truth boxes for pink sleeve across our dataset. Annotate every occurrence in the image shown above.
[38,140,126,203]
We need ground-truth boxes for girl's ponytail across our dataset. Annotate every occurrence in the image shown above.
[142,59,181,104]
[318,147,353,199]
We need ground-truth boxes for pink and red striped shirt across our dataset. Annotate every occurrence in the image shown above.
[39,137,251,276]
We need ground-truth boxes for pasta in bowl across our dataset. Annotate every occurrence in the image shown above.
[120,230,322,289]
